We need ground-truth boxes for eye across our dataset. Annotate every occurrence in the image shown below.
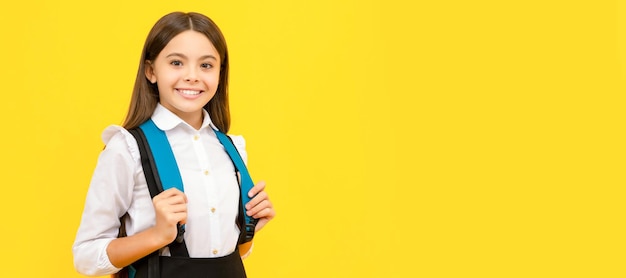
[201,63,213,69]
[170,60,183,66]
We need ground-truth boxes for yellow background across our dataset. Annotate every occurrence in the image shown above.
[0,0,624,277]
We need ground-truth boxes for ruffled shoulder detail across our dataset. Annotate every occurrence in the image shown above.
[101,125,140,162]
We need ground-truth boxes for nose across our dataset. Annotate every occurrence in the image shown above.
[184,68,199,83]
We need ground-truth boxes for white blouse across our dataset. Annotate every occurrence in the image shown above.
[73,104,247,276]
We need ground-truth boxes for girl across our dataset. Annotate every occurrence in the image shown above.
[73,12,275,278]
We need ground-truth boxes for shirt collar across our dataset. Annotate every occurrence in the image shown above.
[151,103,219,131]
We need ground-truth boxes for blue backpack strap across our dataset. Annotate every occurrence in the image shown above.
[213,129,257,243]
[135,120,188,256]
[128,123,184,278]
[139,119,189,250]
[139,119,185,193]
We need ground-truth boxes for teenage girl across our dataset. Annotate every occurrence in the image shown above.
[73,12,275,278]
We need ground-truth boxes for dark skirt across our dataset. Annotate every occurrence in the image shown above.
[131,250,246,278]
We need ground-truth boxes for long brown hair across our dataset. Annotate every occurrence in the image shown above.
[122,12,231,132]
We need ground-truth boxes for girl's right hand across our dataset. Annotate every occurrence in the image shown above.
[152,188,188,244]
[105,188,188,268]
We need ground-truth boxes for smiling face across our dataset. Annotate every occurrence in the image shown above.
[145,30,221,128]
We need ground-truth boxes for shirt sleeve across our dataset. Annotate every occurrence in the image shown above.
[72,126,139,276]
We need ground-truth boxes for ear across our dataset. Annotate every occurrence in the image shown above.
[145,60,157,84]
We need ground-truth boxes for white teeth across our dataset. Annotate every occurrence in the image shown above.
[180,89,200,95]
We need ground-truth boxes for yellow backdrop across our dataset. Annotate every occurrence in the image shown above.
[0,0,624,277]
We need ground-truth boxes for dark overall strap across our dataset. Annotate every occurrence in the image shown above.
[213,130,257,243]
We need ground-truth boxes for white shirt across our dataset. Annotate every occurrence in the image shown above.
[73,104,247,276]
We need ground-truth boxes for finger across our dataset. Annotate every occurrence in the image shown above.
[154,192,187,206]
[253,209,275,232]
[247,199,271,216]
[166,203,188,213]
[165,188,187,203]
[154,198,187,212]
[161,188,184,196]
[174,211,188,225]
[164,211,187,223]
[251,207,275,219]
[245,191,268,210]
[153,188,186,201]
[158,207,187,221]
[247,180,266,198]
[154,202,188,216]
[166,195,188,205]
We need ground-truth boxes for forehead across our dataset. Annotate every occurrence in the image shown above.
[160,30,220,60]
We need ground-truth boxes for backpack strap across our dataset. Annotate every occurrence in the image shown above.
[128,126,162,197]
[138,119,184,193]
[128,123,188,278]
[213,129,258,243]
[130,120,188,247]
[128,127,160,278]
[127,119,257,262]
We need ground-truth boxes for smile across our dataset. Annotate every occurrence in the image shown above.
[178,89,202,95]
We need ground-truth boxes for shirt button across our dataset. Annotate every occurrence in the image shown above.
[193,135,199,141]
[212,249,218,255]
[204,170,209,176]
[211,207,216,213]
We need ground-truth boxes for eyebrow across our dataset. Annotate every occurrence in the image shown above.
[165,52,218,61]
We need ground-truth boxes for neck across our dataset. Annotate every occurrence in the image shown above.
[177,111,203,130]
